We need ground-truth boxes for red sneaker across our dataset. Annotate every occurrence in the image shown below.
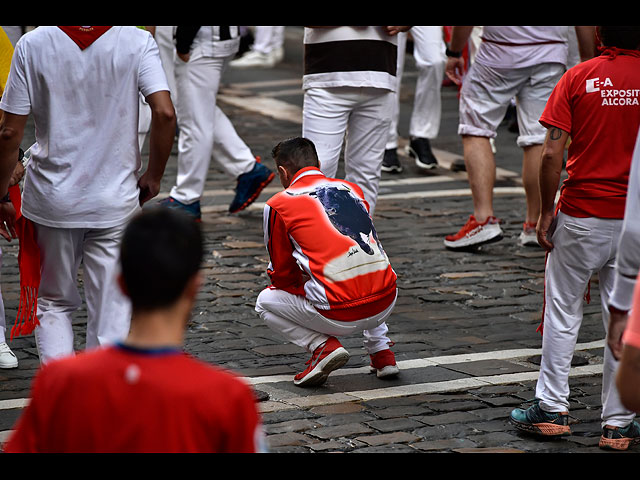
[294,337,349,387]
[444,215,503,250]
[369,349,400,378]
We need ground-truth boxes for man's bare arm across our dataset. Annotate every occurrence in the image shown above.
[537,127,569,251]
[617,344,640,412]
[137,91,176,206]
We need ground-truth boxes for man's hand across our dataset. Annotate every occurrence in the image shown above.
[537,211,556,251]
[137,172,162,206]
[0,202,16,241]
[608,309,629,361]
[9,162,24,187]
[177,52,190,63]
[384,26,411,36]
[445,56,466,86]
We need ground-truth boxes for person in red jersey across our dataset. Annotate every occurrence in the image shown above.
[4,208,266,453]
[255,137,399,387]
[510,26,640,451]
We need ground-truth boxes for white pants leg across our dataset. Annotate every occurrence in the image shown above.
[536,212,635,427]
[408,26,445,140]
[302,86,393,214]
[386,32,407,150]
[252,26,285,54]
[33,223,131,365]
[170,51,255,204]
[81,223,131,350]
[255,288,395,354]
[209,107,256,178]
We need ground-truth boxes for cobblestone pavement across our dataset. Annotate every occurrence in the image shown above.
[0,27,629,454]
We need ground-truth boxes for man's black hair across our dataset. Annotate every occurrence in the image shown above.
[120,207,203,311]
[271,137,320,175]
[600,26,640,50]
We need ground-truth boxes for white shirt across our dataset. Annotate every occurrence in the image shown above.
[0,26,169,228]
[474,26,569,70]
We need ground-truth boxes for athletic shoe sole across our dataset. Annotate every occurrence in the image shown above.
[381,164,403,173]
[370,364,400,378]
[229,171,275,214]
[519,232,539,247]
[444,227,504,250]
[599,433,640,450]
[294,347,350,387]
[510,417,571,437]
[407,145,438,170]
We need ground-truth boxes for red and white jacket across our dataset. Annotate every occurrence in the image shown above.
[263,167,397,321]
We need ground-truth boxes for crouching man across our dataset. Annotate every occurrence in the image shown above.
[255,137,399,387]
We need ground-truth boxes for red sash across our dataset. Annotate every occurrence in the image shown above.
[9,185,40,339]
[58,26,111,50]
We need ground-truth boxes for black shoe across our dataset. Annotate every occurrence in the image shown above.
[381,149,403,173]
[407,137,438,170]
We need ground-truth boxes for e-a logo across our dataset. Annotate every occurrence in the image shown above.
[586,77,613,93]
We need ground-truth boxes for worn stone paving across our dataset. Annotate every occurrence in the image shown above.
[0,27,628,454]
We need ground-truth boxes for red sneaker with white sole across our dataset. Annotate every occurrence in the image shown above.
[444,215,503,250]
[369,349,400,378]
[294,337,349,387]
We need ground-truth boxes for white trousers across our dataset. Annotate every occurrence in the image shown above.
[163,48,254,204]
[255,287,395,355]
[387,27,446,149]
[252,26,285,54]
[302,86,394,214]
[138,28,256,177]
[536,212,635,427]
[33,222,132,365]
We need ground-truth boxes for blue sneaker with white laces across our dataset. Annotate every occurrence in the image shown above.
[229,159,275,214]
[158,196,201,222]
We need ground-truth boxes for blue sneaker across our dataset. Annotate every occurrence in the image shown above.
[510,401,571,437]
[599,421,640,451]
[229,159,275,214]
[158,197,201,222]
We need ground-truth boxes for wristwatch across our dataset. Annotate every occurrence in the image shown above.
[446,47,463,58]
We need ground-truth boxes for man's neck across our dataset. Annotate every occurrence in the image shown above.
[123,307,187,349]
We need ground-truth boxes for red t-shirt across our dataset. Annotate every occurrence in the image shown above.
[539,47,640,219]
[3,345,264,453]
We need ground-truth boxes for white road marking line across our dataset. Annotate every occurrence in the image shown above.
[245,340,604,386]
[257,365,604,413]
[0,340,606,440]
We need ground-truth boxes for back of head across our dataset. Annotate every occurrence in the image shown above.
[120,208,203,312]
[599,26,640,50]
[271,137,320,176]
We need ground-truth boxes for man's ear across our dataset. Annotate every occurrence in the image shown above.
[184,271,203,302]
[278,165,291,187]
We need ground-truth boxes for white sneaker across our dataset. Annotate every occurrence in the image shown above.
[0,342,18,369]
[230,47,283,68]
[518,222,539,247]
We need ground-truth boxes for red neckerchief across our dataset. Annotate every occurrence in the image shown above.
[58,26,112,50]
[598,46,640,60]
[8,185,40,339]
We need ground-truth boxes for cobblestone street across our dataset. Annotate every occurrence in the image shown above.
[0,27,628,454]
